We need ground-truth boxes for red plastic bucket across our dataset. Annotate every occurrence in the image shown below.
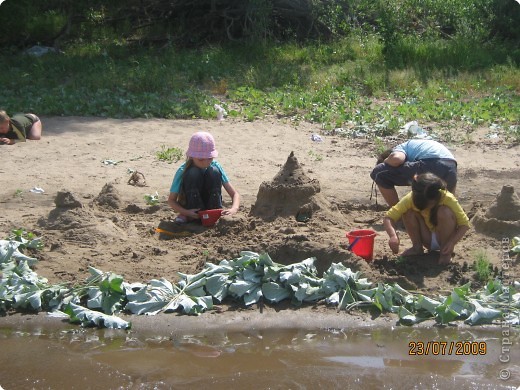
[198,209,223,227]
[346,229,377,262]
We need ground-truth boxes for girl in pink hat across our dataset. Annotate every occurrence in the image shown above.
[167,131,240,223]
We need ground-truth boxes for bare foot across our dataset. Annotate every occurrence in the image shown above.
[401,246,424,257]
[438,253,452,265]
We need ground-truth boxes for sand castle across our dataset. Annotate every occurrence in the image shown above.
[250,152,344,224]
[472,185,520,237]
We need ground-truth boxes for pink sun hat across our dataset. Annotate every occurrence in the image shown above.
[186,131,218,159]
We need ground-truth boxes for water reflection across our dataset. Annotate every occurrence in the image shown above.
[0,324,517,389]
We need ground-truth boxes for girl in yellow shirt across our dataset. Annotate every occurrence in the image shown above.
[383,173,470,264]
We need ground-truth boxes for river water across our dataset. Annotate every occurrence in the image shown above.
[1,323,518,389]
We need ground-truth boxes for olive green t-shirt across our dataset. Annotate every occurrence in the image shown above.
[6,113,37,141]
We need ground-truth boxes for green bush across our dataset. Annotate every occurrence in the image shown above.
[1,0,519,48]
[156,146,184,163]
[472,250,493,282]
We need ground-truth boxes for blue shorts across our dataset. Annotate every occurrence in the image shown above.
[370,159,457,192]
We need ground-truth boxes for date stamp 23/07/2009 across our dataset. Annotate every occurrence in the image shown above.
[408,341,487,356]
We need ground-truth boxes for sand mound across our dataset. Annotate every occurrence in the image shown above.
[484,185,520,221]
[95,183,122,209]
[38,190,86,230]
[38,208,88,231]
[250,152,344,224]
[54,190,83,209]
[38,186,128,245]
[472,185,520,237]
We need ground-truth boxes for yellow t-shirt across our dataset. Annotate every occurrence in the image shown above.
[386,190,469,231]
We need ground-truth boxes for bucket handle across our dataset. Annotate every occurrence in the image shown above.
[347,237,361,251]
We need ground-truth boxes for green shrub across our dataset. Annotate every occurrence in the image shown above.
[472,250,493,282]
[156,146,184,163]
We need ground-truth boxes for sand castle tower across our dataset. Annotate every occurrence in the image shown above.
[472,185,520,237]
[250,152,344,224]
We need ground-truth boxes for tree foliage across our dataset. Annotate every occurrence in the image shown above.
[0,0,518,48]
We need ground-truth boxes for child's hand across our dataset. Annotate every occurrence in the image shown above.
[440,241,455,256]
[185,209,201,219]
[221,207,238,216]
[0,138,11,145]
[388,235,399,254]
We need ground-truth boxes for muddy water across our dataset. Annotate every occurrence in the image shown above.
[0,324,518,389]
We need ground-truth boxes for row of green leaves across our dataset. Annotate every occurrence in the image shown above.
[3,82,518,139]
[1,238,519,329]
[230,85,519,133]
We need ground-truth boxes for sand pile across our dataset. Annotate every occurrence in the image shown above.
[250,152,344,224]
[55,190,83,209]
[472,185,520,237]
[38,190,86,230]
[95,183,122,209]
[38,187,127,245]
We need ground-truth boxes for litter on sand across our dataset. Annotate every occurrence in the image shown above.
[29,187,45,194]
[400,121,434,140]
[214,104,227,121]
[310,134,323,142]
[102,159,122,165]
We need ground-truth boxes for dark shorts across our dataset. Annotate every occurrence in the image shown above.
[181,165,223,210]
[27,114,40,123]
[370,159,457,192]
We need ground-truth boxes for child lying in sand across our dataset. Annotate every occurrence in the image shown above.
[167,131,240,223]
[383,173,470,264]
[0,110,42,145]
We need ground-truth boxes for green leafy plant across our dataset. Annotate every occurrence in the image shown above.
[125,276,213,316]
[144,191,160,206]
[83,267,126,314]
[373,137,388,157]
[472,250,492,282]
[1,240,518,329]
[7,229,43,251]
[511,237,520,253]
[202,249,212,259]
[13,189,23,198]
[63,303,131,329]
[505,125,520,143]
[156,145,184,163]
[308,150,323,161]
